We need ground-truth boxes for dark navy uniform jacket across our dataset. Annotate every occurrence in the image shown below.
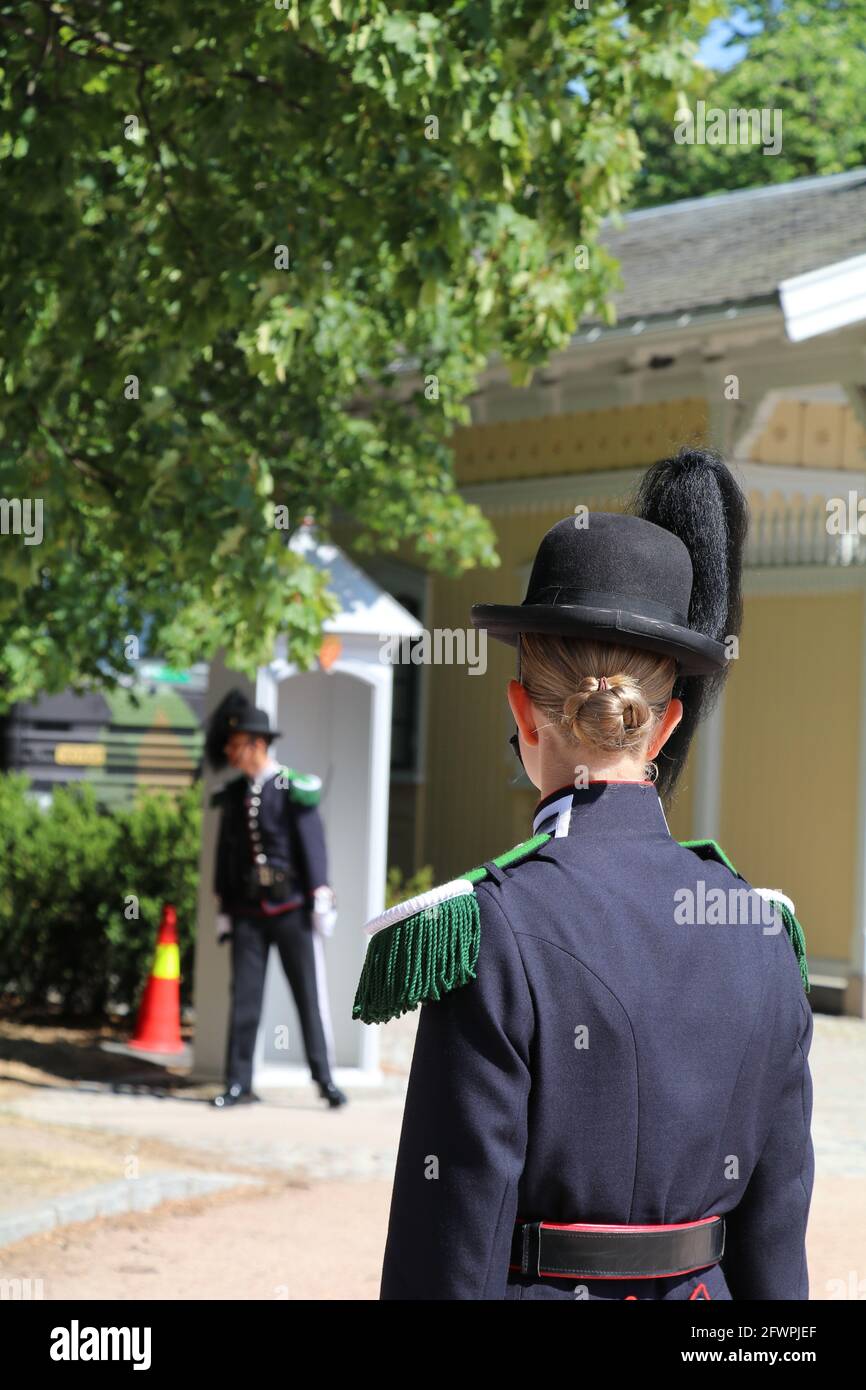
[380,780,814,1301]
[213,769,328,918]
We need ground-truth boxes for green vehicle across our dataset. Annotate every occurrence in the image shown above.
[0,662,208,808]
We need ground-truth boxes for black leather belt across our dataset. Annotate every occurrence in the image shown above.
[510,1215,725,1280]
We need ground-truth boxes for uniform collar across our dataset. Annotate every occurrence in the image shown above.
[247,757,281,789]
[532,780,671,840]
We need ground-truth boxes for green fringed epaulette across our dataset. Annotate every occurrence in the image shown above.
[353,831,551,1025]
[681,838,810,994]
[282,768,322,807]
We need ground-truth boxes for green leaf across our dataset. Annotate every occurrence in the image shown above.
[490,101,518,147]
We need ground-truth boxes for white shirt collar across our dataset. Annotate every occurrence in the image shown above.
[248,757,281,788]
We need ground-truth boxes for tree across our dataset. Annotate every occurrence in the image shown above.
[1,0,709,705]
[631,0,866,208]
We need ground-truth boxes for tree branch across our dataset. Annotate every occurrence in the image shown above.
[135,68,202,248]
[31,408,123,495]
[32,0,151,60]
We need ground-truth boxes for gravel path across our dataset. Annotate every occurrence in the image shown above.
[0,1179,391,1300]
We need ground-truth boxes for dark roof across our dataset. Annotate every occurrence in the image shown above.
[600,169,866,323]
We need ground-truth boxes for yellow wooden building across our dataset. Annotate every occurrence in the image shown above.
[347,169,866,1018]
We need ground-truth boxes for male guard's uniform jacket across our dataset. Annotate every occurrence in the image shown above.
[354,780,814,1301]
[212,767,327,917]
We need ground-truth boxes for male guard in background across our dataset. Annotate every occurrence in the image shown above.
[206,690,347,1109]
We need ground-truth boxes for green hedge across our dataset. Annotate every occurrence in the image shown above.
[0,774,201,1016]
[385,863,434,909]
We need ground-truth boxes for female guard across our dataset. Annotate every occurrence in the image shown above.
[354,448,813,1301]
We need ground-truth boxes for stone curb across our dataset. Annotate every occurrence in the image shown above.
[0,1171,262,1249]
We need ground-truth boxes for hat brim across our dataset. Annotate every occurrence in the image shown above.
[227,723,282,739]
[470,603,727,676]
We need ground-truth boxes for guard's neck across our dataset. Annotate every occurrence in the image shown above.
[248,752,279,780]
[537,756,648,803]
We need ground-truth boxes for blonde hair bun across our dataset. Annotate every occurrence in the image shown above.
[561,673,651,746]
[521,637,676,756]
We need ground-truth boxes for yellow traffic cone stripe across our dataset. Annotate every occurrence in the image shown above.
[152,943,180,980]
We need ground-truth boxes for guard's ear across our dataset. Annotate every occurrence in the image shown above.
[647,697,683,759]
[508,679,541,745]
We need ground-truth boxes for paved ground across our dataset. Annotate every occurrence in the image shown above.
[0,1009,864,1299]
[0,1181,392,1300]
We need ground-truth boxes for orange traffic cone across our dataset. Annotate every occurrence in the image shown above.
[129,904,184,1054]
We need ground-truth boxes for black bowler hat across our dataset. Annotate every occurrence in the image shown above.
[470,513,726,675]
[205,689,281,771]
[225,705,281,739]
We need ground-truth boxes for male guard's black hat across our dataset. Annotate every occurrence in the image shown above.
[470,512,726,675]
[204,688,282,770]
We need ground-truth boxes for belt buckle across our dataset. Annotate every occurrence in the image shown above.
[520,1221,543,1276]
[258,866,274,886]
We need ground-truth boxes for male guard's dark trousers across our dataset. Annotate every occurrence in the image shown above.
[225,908,333,1092]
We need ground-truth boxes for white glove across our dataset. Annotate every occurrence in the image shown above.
[216,912,232,945]
[312,886,337,938]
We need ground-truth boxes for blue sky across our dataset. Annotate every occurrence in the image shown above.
[697,9,765,71]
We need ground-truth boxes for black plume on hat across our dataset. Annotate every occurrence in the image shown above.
[204,689,281,771]
[205,689,248,771]
[627,446,748,799]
